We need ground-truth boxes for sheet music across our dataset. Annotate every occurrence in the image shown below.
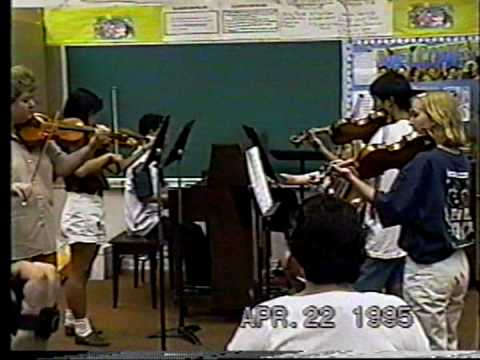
[245,146,274,216]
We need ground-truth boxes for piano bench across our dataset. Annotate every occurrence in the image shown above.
[110,231,160,310]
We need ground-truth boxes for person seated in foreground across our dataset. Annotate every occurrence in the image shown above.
[226,194,430,352]
[11,261,60,350]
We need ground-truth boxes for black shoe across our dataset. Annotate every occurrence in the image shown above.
[75,331,110,347]
[65,325,103,337]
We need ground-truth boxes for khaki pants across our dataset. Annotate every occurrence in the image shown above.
[403,250,469,350]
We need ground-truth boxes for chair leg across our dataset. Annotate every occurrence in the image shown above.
[149,251,158,309]
[112,247,120,309]
[134,254,139,288]
[141,258,146,284]
[168,240,175,290]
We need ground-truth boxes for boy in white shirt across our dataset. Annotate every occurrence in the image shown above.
[227,194,429,352]
[352,71,425,297]
[124,114,211,286]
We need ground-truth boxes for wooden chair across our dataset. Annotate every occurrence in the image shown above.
[110,231,159,309]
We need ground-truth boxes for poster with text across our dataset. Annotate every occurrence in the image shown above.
[343,36,479,122]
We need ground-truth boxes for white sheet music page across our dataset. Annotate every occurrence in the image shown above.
[245,146,274,216]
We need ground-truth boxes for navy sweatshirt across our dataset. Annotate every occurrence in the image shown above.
[374,148,475,264]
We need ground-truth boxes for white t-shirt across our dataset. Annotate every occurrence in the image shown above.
[227,290,429,352]
[124,152,161,237]
[364,120,413,259]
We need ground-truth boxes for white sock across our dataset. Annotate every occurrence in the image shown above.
[74,318,93,337]
[64,309,75,327]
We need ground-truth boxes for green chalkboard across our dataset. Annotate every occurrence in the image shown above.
[67,42,341,176]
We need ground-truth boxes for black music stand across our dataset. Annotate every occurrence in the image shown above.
[148,120,202,347]
[140,116,170,351]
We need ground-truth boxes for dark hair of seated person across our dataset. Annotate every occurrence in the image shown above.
[138,113,163,136]
[289,194,367,285]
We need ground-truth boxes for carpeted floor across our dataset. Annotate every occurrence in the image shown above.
[49,271,239,352]
[48,270,479,352]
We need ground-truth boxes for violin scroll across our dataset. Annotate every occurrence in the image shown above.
[289,126,331,147]
[289,109,390,148]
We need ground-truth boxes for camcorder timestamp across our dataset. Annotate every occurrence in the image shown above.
[240,304,415,329]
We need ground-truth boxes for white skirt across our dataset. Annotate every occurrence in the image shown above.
[60,192,107,245]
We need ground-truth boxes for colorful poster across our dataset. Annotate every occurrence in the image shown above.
[343,36,480,122]
[394,0,479,37]
[374,38,480,83]
[349,37,480,87]
[44,6,164,45]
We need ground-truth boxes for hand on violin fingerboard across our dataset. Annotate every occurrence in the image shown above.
[103,153,124,174]
[89,127,112,149]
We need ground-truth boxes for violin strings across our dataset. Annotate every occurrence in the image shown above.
[29,111,61,185]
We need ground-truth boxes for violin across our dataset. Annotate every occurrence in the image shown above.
[353,131,435,179]
[302,132,434,210]
[16,113,147,149]
[289,109,390,147]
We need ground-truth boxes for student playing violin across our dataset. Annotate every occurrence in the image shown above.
[11,66,109,267]
[11,65,109,349]
[283,71,419,298]
[346,71,421,298]
[333,91,474,350]
[58,88,152,347]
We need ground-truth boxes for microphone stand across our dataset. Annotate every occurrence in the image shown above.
[148,120,201,346]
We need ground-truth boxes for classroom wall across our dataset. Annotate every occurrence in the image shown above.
[11,8,65,114]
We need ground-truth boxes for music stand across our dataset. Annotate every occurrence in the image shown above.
[148,120,202,347]
[141,115,170,170]
[245,146,282,301]
[242,125,279,182]
[139,116,170,350]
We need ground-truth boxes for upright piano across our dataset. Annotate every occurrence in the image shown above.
[169,144,255,315]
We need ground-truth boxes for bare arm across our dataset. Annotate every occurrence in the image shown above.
[310,134,340,161]
[313,139,340,161]
[331,164,375,202]
[345,173,375,202]
[107,136,155,175]
[47,129,111,177]
[115,144,152,174]
[47,141,98,177]
[74,153,122,178]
